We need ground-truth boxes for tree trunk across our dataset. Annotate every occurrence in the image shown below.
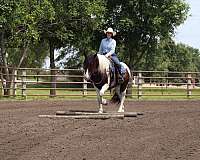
[49,40,56,97]
[18,42,29,68]
[4,80,11,96]
[0,33,4,95]
[128,48,135,71]
[0,32,11,96]
[0,67,12,96]
[1,32,30,97]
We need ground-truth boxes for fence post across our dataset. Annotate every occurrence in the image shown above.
[137,72,142,99]
[12,69,17,96]
[187,73,192,98]
[126,71,133,98]
[0,81,2,98]
[83,78,87,97]
[0,67,2,97]
[50,69,57,97]
[22,70,27,98]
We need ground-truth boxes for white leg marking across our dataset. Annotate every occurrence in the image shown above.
[99,83,109,96]
[118,89,126,112]
[94,86,103,113]
[99,72,110,96]
[102,98,107,105]
[85,69,90,80]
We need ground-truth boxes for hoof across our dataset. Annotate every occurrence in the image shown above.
[102,99,108,105]
[98,110,103,113]
[118,109,124,113]
[99,90,104,96]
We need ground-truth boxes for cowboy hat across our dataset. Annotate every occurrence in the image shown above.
[104,27,116,36]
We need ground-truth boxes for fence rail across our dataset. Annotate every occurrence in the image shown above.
[0,67,200,99]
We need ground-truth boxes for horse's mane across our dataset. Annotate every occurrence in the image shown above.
[97,54,110,73]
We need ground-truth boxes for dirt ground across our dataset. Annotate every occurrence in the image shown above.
[0,100,200,160]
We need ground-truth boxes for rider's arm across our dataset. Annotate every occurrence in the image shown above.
[105,39,116,57]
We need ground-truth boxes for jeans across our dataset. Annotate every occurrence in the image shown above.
[103,53,123,77]
[110,54,121,66]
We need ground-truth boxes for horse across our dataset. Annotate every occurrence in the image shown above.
[83,53,131,113]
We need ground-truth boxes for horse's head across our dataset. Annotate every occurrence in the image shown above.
[83,53,99,81]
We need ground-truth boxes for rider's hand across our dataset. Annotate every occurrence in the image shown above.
[105,53,111,58]
[106,55,111,59]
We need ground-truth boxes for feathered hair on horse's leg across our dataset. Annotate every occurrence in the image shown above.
[110,89,120,104]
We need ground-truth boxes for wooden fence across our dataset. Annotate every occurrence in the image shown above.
[0,67,200,99]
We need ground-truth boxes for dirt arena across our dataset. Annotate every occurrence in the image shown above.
[0,100,200,160]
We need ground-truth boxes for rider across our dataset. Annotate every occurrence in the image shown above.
[98,27,124,83]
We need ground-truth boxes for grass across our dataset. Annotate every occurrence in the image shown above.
[132,87,200,100]
[1,86,200,101]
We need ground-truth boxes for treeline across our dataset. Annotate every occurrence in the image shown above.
[1,0,200,71]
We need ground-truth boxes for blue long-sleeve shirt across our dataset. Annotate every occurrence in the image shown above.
[98,38,116,57]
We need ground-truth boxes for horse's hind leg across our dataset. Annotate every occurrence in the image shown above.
[117,90,126,112]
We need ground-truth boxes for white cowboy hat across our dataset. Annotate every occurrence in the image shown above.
[104,27,116,36]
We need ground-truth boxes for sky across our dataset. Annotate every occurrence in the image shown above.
[175,0,200,50]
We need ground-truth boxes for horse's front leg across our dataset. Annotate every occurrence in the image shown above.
[95,71,110,113]
[94,83,109,113]
[99,71,110,97]
[99,83,109,97]
[94,86,103,113]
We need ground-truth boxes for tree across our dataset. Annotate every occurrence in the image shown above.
[55,46,82,69]
[152,39,200,72]
[0,0,55,96]
[51,0,106,68]
[105,0,189,70]
[38,0,106,96]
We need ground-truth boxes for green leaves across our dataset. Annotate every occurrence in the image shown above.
[1,0,55,46]
[0,0,55,68]
[104,0,190,70]
[0,0,195,71]
[151,39,200,72]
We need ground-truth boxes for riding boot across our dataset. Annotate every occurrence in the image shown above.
[117,65,124,83]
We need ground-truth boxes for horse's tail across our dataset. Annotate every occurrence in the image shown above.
[110,89,120,104]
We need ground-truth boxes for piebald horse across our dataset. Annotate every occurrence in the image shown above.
[83,53,131,113]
